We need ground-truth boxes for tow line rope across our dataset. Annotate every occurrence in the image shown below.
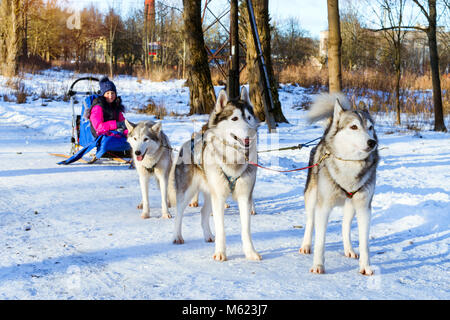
[256,137,320,153]
[249,137,323,173]
[248,152,329,173]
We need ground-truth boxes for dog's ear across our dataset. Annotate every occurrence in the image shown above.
[333,98,345,124]
[215,89,228,113]
[152,122,162,134]
[240,86,251,105]
[125,119,136,132]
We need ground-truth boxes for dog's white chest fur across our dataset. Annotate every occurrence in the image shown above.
[327,157,366,193]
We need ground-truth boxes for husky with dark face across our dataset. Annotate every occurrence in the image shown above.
[299,93,379,275]
[125,120,172,219]
[171,87,261,262]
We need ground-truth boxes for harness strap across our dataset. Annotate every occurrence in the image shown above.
[140,143,168,173]
[337,184,362,198]
[223,173,240,192]
[206,136,247,192]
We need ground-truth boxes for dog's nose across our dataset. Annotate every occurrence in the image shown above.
[135,150,141,156]
[367,139,377,149]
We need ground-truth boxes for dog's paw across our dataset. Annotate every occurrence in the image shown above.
[299,245,311,254]
[213,252,227,262]
[204,235,215,243]
[162,212,172,219]
[310,264,325,274]
[344,249,359,259]
[137,203,143,210]
[141,212,150,219]
[250,210,256,215]
[173,236,184,245]
[224,203,230,209]
[359,265,374,276]
[188,201,198,207]
[245,251,262,261]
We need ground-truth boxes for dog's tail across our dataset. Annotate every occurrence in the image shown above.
[307,92,351,123]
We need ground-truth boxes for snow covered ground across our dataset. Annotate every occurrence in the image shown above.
[0,69,448,299]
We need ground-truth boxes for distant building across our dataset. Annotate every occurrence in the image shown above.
[319,30,329,59]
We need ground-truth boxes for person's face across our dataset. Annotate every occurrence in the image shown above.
[104,91,116,104]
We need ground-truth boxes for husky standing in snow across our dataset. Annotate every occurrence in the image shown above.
[170,87,261,262]
[299,93,379,275]
[125,120,173,219]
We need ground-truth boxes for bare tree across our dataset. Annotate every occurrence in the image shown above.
[412,0,446,131]
[104,6,121,78]
[327,0,343,93]
[183,0,216,114]
[368,0,447,130]
[369,0,411,125]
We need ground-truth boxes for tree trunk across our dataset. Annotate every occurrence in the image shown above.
[327,0,342,93]
[20,0,28,61]
[108,25,114,78]
[395,44,402,125]
[0,0,21,77]
[243,0,287,123]
[183,0,216,114]
[427,0,447,131]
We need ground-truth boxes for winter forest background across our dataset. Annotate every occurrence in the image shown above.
[0,0,449,130]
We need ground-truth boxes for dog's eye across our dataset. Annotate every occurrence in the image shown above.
[144,138,149,142]
[369,125,373,130]
[350,125,358,130]
[232,117,239,121]
[247,116,251,120]
[133,137,137,141]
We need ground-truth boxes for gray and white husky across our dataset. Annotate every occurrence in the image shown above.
[299,93,379,275]
[125,120,173,219]
[171,87,261,261]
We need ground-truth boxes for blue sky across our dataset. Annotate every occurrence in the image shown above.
[269,1,328,38]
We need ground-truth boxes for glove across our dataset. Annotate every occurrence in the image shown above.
[115,127,125,134]
[116,121,126,130]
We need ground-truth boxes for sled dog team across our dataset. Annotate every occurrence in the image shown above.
[126,88,379,275]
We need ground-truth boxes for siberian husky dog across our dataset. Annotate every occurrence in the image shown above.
[299,93,379,275]
[125,119,172,219]
[171,87,261,261]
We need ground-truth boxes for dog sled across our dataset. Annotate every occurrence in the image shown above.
[53,77,131,165]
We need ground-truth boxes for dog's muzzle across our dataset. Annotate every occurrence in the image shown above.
[231,134,251,148]
[367,139,377,149]
[135,149,147,161]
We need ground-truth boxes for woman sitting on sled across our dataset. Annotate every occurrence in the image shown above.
[86,76,128,138]
[57,76,131,165]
